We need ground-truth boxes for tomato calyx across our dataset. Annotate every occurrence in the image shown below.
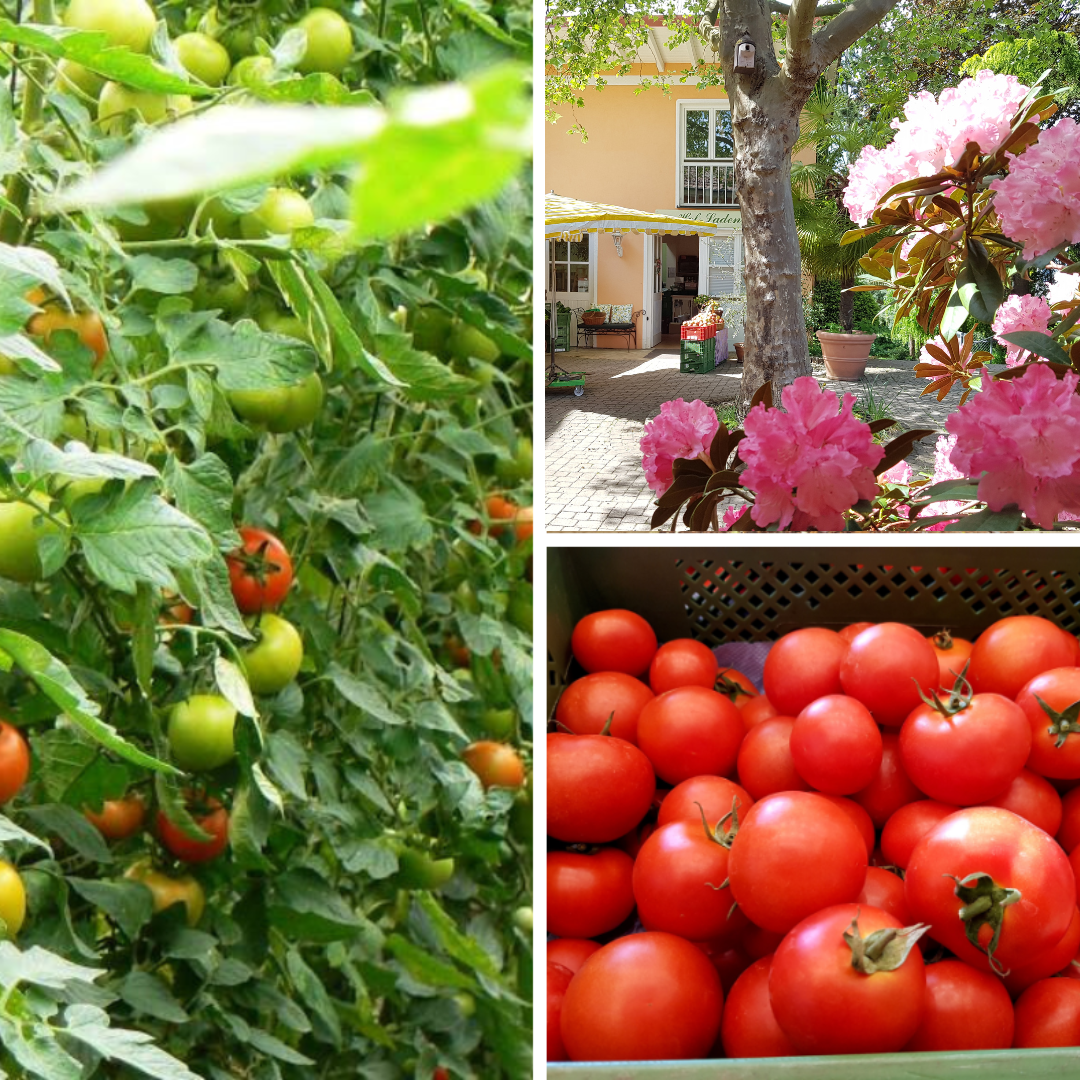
[842,911,929,975]
[947,870,1021,975]
[694,798,740,849]
[1033,693,1080,749]
[714,672,753,702]
[914,661,974,716]
[931,628,957,651]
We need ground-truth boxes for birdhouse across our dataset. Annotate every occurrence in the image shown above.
[735,38,756,71]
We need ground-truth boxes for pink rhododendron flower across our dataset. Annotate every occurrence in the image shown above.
[739,377,884,531]
[640,398,719,496]
[946,364,1080,528]
[915,433,968,531]
[720,503,748,531]
[880,460,913,486]
[991,119,1080,258]
[991,294,1053,366]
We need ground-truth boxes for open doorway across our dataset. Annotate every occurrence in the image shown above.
[654,234,702,348]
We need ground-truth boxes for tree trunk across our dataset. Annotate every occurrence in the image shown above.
[839,271,855,332]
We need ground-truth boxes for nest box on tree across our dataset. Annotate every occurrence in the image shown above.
[734,36,756,72]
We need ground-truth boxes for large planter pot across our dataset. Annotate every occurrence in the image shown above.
[816,331,876,381]
[733,342,745,363]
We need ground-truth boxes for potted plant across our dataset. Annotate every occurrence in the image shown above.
[580,306,607,326]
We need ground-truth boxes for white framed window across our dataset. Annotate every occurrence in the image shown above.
[678,100,736,207]
[548,237,591,293]
[699,232,743,298]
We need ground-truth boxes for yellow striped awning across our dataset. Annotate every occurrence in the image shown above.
[544,193,727,241]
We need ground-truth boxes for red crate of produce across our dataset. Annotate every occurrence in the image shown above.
[681,322,717,341]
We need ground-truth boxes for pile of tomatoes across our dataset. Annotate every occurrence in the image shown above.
[548,608,1080,1062]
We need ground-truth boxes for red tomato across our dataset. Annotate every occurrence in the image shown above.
[547,961,574,1062]
[968,615,1075,699]
[904,959,1014,1051]
[632,820,742,941]
[84,795,146,841]
[614,816,657,859]
[0,722,30,803]
[790,694,883,795]
[880,800,959,869]
[926,630,974,689]
[728,792,867,933]
[547,938,601,976]
[720,957,798,1058]
[560,932,724,1061]
[656,775,753,830]
[715,667,758,709]
[740,694,778,730]
[899,691,1030,804]
[554,672,654,744]
[570,610,657,677]
[156,796,229,864]
[839,623,940,727]
[1016,668,1080,779]
[905,806,1076,973]
[1013,979,1080,1047]
[696,941,753,994]
[838,621,875,644]
[1004,906,1080,997]
[636,686,744,785]
[769,904,926,1054]
[547,848,634,938]
[226,526,293,614]
[762,628,846,716]
[858,866,912,925]
[986,768,1063,836]
[736,717,809,801]
[743,924,784,959]
[852,731,924,829]
[648,638,718,694]
[547,732,654,843]
[1058,786,1080,852]
[817,795,875,856]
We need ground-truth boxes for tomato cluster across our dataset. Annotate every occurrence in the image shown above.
[549,610,1080,1062]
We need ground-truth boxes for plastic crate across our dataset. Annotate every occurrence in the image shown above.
[681,322,717,341]
[680,337,716,373]
[547,546,1080,1079]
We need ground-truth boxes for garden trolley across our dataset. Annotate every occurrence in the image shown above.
[547,545,1080,1080]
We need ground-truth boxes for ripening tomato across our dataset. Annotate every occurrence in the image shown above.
[728,792,867,933]
[736,717,810,801]
[0,861,26,937]
[1004,907,1080,997]
[168,695,236,771]
[721,957,798,1059]
[570,610,657,677]
[769,904,926,1055]
[657,775,753,830]
[0,722,30,803]
[858,866,912,925]
[28,307,108,364]
[548,848,635,939]
[985,768,1063,836]
[560,932,724,1062]
[547,961,575,1062]
[461,741,525,789]
[156,796,229,864]
[547,732,654,843]
[242,613,303,695]
[548,938,601,975]
[648,638,718,694]
[64,0,156,52]
[968,615,1075,700]
[1013,979,1080,1047]
[838,621,874,644]
[762,628,846,716]
[1058,787,1080,852]
[1016,667,1080,779]
[174,31,232,85]
[240,187,315,238]
[295,7,354,75]
[636,686,744,785]
[790,695,883,795]
[226,527,293,614]
[852,731,924,829]
[513,506,533,544]
[817,795,876,857]
[880,800,959,869]
[927,630,974,689]
[554,671,654,744]
[84,794,145,841]
[904,959,1015,1051]
[740,694,778,730]
[715,667,758,710]
[840,623,940,727]
[124,861,205,926]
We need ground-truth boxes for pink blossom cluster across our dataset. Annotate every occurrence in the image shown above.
[720,503,748,531]
[739,377,884,531]
[844,70,1029,224]
[919,434,969,531]
[991,294,1053,366]
[640,398,719,497]
[946,364,1080,528]
[991,118,1080,258]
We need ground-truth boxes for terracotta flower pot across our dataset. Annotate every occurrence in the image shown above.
[733,342,745,363]
[816,331,876,381]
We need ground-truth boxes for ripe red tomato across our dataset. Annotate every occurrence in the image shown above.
[736,716,809,801]
[461,741,525,789]
[743,924,784,959]
[839,622,939,727]
[570,609,657,677]
[554,671,654,744]
[0,722,30,803]
[648,638,718,694]
[905,806,1076,973]
[696,940,753,993]
[985,768,1063,836]
[790,694,882,795]
[858,866,912,924]
[226,526,293,614]
[714,667,757,708]
[769,904,926,1054]
[547,961,574,1062]
[559,932,724,1061]
[838,621,875,644]
[740,694,778,730]
[547,732,654,843]
[762,628,845,716]
[926,630,974,689]
[1004,906,1080,997]
[817,795,875,856]
[880,800,959,869]
[156,796,229,863]
[84,794,146,841]
[1013,979,1080,1047]
[657,775,753,829]
[903,959,1014,1051]
[720,957,797,1059]
[1016,667,1080,779]
[1058,786,1080,852]
[548,848,634,938]
[968,615,1075,699]
[899,690,1030,804]
[728,791,867,933]
[547,938,601,976]
[852,731,923,828]
[636,686,744,785]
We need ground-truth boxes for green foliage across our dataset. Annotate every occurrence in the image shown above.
[960,31,1080,116]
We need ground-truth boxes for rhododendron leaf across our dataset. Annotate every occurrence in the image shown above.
[875,430,936,476]
[1053,306,1080,338]
[942,281,972,340]
[923,342,954,367]
[867,418,898,434]
[656,474,709,509]
[690,493,720,532]
[672,457,712,479]
[840,226,884,246]
[870,235,905,255]
[849,285,889,292]
[859,257,892,281]
[704,470,742,494]
[1016,244,1072,275]
[953,141,982,174]
[999,331,1072,365]
[748,382,772,411]
[727,505,757,532]
[932,195,963,219]
[709,425,730,471]
[1060,262,1080,275]
[1072,342,1080,365]
[877,173,953,206]
[912,478,982,504]
[963,241,1004,324]
[992,361,1073,381]
[978,232,1024,252]
[943,506,1023,531]
[651,503,682,530]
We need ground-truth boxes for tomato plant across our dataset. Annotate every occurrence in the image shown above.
[0,721,30,803]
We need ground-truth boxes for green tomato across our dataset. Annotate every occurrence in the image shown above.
[241,613,303,695]
[174,32,231,86]
[192,273,248,315]
[229,372,323,433]
[58,475,109,509]
[256,310,308,340]
[227,55,275,89]
[98,82,191,136]
[512,906,533,934]
[507,586,532,635]
[448,322,501,364]
[57,59,104,98]
[409,307,454,359]
[240,188,315,239]
[480,708,516,740]
[453,992,476,1018]
[397,848,455,890]
[0,495,62,583]
[167,694,236,771]
[509,789,531,844]
[295,8,353,75]
[495,437,533,485]
[64,0,157,53]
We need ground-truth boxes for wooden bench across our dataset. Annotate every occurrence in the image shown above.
[574,307,645,350]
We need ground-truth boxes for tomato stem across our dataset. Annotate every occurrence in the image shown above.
[1033,693,1080,749]
[947,870,1021,976]
[843,911,930,974]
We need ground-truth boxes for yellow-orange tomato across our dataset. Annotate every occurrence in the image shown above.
[469,494,520,537]
[124,860,205,926]
[28,308,108,364]
[0,722,30,803]
[513,505,534,543]
[462,740,526,790]
[84,794,146,841]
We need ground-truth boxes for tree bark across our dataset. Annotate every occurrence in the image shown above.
[839,271,855,331]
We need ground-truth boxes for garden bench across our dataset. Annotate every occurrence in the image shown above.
[573,304,644,349]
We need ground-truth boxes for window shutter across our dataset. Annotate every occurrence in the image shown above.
[706,235,736,296]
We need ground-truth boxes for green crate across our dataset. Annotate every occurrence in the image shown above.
[680,336,716,373]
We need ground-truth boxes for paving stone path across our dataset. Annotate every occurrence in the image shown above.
[544,343,974,533]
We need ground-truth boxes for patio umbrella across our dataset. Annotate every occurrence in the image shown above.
[544,193,727,240]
